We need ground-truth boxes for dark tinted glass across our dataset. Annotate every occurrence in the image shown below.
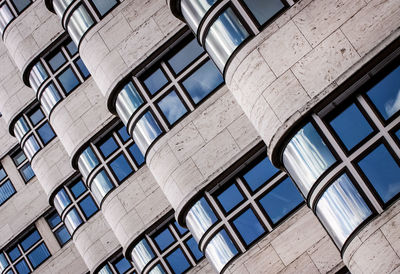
[0,180,16,205]
[12,0,31,13]
[143,68,168,95]
[48,51,66,71]
[27,243,50,268]
[99,137,118,158]
[357,144,400,203]
[216,184,244,213]
[20,163,35,182]
[128,143,144,165]
[78,195,98,218]
[185,237,203,261]
[153,228,175,252]
[166,248,190,274]
[12,150,26,166]
[242,0,284,25]
[70,180,86,199]
[66,41,78,56]
[37,122,55,145]
[243,157,279,192]
[113,257,132,274]
[366,65,400,120]
[182,60,223,104]
[28,108,44,126]
[157,90,187,125]
[8,246,21,261]
[259,177,303,224]
[232,208,265,245]
[167,39,204,74]
[109,154,133,182]
[46,212,61,229]
[57,68,79,93]
[76,58,90,78]
[91,0,118,16]
[21,230,40,251]
[15,259,30,274]
[117,126,130,142]
[55,226,71,245]
[329,104,373,150]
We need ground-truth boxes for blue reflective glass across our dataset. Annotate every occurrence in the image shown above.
[174,221,187,236]
[91,171,115,204]
[15,259,30,274]
[132,111,163,153]
[117,126,130,142]
[99,137,118,158]
[76,58,90,78]
[37,122,55,145]
[116,82,144,125]
[109,154,133,182]
[185,237,203,261]
[29,108,44,126]
[242,0,284,25]
[157,90,187,125]
[54,189,71,213]
[57,67,79,93]
[366,65,400,120]
[27,243,50,268]
[66,40,78,56]
[243,157,279,192]
[329,104,373,150]
[0,180,16,205]
[153,228,175,252]
[182,60,223,104]
[259,177,303,224]
[205,229,238,272]
[0,168,6,181]
[70,180,86,199]
[166,248,190,274]
[149,264,165,274]
[21,163,35,182]
[48,51,66,71]
[114,257,132,274]
[91,0,117,16]
[13,0,31,13]
[47,212,61,229]
[396,129,400,141]
[21,230,40,251]
[8,247,21,262]
[12,150,26,166]
[358,144,400,203]
[78,195,98,218]
[168,39,204,74]
[0,253,8,270]
[186,197,218,241]
[232,208,265,245]
[143,68,168,95]
[128,144,144,166]
[217,184,244,213]
[55,226,71,245]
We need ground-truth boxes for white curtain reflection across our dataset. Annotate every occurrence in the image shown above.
[24,135,40,160]
[91,171,114,204]
[54,189,71,214]
[0,4,14,34]
[131,111,162,155]
[67,5,94,45]
[0,253,8,272]
[64,208,83,233]
[316,173,372,248]
[78,147,99,179]
[186,197,217,241]
[283,123,335,196]
[29,62,48,92]
[14,117,29,141]
[53,0,74,18]
[116,82,144,125]
[205,230,237,272]
[41,84,61,116]
[131,239,154,272]
[148,264,165,274]
[181,0,217,32]
[98,264,113,274]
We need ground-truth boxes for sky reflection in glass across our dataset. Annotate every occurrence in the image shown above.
[186,197,218,241]
[205,229,238,272]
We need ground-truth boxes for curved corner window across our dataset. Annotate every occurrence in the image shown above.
[29,62,48,92]
[131,111,162,155]
[242,0,285,26]
[64,207,83,234]
[23,135,40,160]
[204,8,249,72]
[181,0,217,32]
[115,82,144,125]
[316,173,372,248]
[283,123,336,196]
[131,239,155,272]
[0,4,14,35]
[40,83,62,116]
[54,188,71,214]
[67,4,94,45]
[90,0,118,17]
[78,147,99,178]
[186,197,218,241]
[90,170,114,204]
[205,229,238,272]
[53,0,74,17]
[14,117,29,141]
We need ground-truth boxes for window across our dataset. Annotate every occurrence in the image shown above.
[89,0,118,17]
[0,166,16,206]
[45,211,71,246]
[1,227,51,273]
[10,0,31,13]
[11,149,35,182]
[96,252,136,274]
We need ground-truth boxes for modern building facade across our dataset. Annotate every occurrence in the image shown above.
[0,0,399,273]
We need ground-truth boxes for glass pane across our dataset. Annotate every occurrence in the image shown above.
[55,226,71,245]
[259,177,303,224]
[12,0,31,13]
[21,230,41,251]
[0,253,9,271]
[216,184,244,213]
[116,82,144,125]
[64,208,83,233]
[27,243,50,268]
[24,135,40,160]
[66,40,78,56]
[181,0,217,31]
[168,38,204,74]
[205,8,249,71]
[128,143,144,166]
[357,144,400,203]
[75,58,90,78]
[12,150,26,166]
[329,104,373,150]
[143,68,168,95]
[0,180,16,205]
[20,163,35,182]
[185,237,203,261]
[242,0,284,25]
[29,108,44,126]
[0,4,14,34]
[78,195,98,218]
[54,189,71,214]
[131,239,154,272]
[48,51,66,72]
[41,83,62,116]
[186,197,218,241]
[166,248,190,274]
[113,257,132,274]
[78,147,99,179]
[14,117,30,141]
[15,259,30,274]
[173,221,188,236]
[205,229,238,272]
[117,125,130,142]
[366,65,400,120]
[90,0,118,16]
[109,154,133,182]
[46,212,61,229]
[157,90,187,125]
[232,208,265,245]
[70,180,86,199]
[153,228,175,252]
[91,171,114,204]
[149,264,165,274]
[283,123,336,196]
[99,137,118,158]
[316,173,372,248]
[57,67,80,94]
[0,167,6,181]
[132,111,162,154]
[182,59,223,104]
[8,246,21,262]
[29,62,48,92]
[243,157,279,192]
[67,5,94,45]
[98,264,112,274]
[37,122,55,145]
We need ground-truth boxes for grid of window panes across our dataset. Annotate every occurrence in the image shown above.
[0,165,16,206]
[130,217,204,274]
[51,0,119,45]
[28,37,90,117]
[53,176,99,235]
[282,61,400,249]
[45,210,71,246]
[115,33,224,155]
[77,123,145,205]
[180,0,293,71]
[10,148,35,183]
[0,227,51,273]
[0,0,33,36]
[96,252,136,274]
[12,104,56,160]
[185,153,304,272]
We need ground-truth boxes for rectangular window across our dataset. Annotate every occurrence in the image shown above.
[46,211,71,246]
[11,149,35,183]
[0,166,16,206]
